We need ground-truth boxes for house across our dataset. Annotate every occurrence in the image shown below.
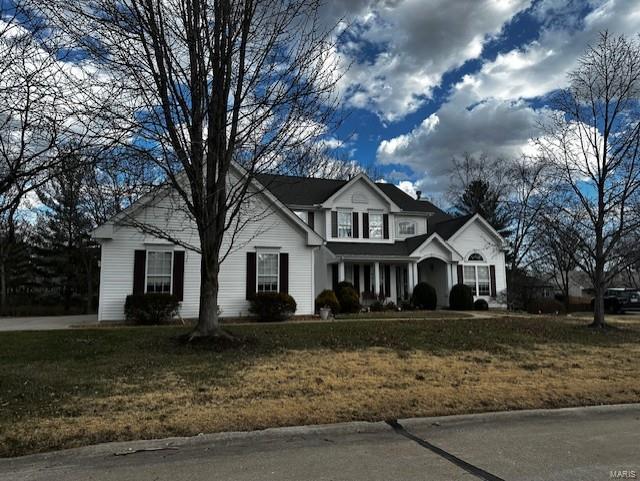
[92,167,508,321]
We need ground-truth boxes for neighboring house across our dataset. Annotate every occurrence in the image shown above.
[92,168,508,321]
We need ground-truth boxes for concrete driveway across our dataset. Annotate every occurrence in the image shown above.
[0,314,97,332]
[1,404,638,481]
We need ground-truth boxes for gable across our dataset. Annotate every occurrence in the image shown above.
[447,216,505,261]
[323,175,399,211]
[409,234,462,262]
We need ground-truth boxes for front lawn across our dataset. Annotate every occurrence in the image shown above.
[1,316,639,457]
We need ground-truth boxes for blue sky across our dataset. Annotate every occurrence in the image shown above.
[323,0,640,199]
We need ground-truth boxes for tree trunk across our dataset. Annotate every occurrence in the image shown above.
[0,257,6,312]
[591,255,607,327]
[191,252,229,339]
[86,257,93,314]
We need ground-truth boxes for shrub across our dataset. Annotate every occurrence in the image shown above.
[526,298,565,315]
[124,293,179,325]
[399,300,415,311]
[370,301,384,312]
[449,283,474,310]
[474,298,489,311]
[411,282,437,310]
[249,292,297,321]
[384,301,397,311]
[336,282,360,313]
[315,289,340,314]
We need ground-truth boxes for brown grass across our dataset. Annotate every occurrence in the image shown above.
[1,315,639,456]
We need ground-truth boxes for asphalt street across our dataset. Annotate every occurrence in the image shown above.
[1,404,638,481]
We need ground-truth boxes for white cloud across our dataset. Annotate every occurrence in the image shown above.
[374,0,640,192]
[332,0,531,121]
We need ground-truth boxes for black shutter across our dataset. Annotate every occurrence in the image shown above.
[384,265,391,297]
[364,265,371,292]
[362,213,369,239]
[352,212,359,238]
[332,264,338,291]
[279,253,289,294]
[383,214,389,239]
[246,252,256,299]
[172,251,185,301]
[308,211,315,230]
[353,265,360,293]
[331,211,338,238]
[490,265,496,297]
[457,265,463,284]
[133,250,146,295]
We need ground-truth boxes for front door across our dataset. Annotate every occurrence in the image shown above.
[396,265,408,302]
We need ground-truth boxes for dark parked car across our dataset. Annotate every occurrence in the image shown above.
[591,288,640,314]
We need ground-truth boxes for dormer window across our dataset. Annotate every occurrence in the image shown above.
[369,213,383,239]
[338,211,352,238]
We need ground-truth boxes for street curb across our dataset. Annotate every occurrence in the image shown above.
[1,403,638,464]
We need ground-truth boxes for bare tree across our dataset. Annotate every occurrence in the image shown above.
[534,210,581,311]
[448,153,551,308]
[538,32,640,328]
[38,0,344,338]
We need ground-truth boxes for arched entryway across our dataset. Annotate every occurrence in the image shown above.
[417,257,450,307]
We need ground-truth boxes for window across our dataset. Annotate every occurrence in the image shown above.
[398,221,416,235]
[468,253,484,261]
[463,264,491,297]
[338,211,352,238]
[146,251,172,293]
[369,213,383,239]
[294,211,307,222]
[257,252,279,292]
[477,266,490,296]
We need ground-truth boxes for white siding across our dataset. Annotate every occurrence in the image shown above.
[448,219,507,306]
[97,191,315,321]
[323,178,398,244]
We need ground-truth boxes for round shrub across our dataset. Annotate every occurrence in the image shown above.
[384,301,398,311]
[124,293,179,325]
[249,292,297,321]
[315,289,340,314]
[369,301,384,312]
[474,298,489,311]
[449,283,474,310]
[336,282,360,313]
[527,298,565,315]
[411,282,437,310]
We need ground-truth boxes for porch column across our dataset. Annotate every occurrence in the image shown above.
[409,261,418,293]
[338,261,345,282]
[374,262,380,296]
[407,263,414,295]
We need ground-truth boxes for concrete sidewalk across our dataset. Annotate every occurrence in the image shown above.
[0,314,97,331]
[1,404,638,481]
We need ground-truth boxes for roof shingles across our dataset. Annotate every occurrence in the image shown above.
[255,173,471,255]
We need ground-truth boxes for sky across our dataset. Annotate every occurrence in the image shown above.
[322,0,640,201]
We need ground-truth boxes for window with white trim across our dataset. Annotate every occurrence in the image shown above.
[146,251,172,293]
[338,211,352,238]
[398,221,416,235]
[257,252,279,292]
[369,213,383,239]
[468,253,484,261]
[463,264,490,296]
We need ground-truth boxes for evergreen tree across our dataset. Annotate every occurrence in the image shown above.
[34,156,98,313]
[453,179,510,236]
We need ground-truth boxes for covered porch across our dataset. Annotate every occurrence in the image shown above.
[330,256,456,307]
